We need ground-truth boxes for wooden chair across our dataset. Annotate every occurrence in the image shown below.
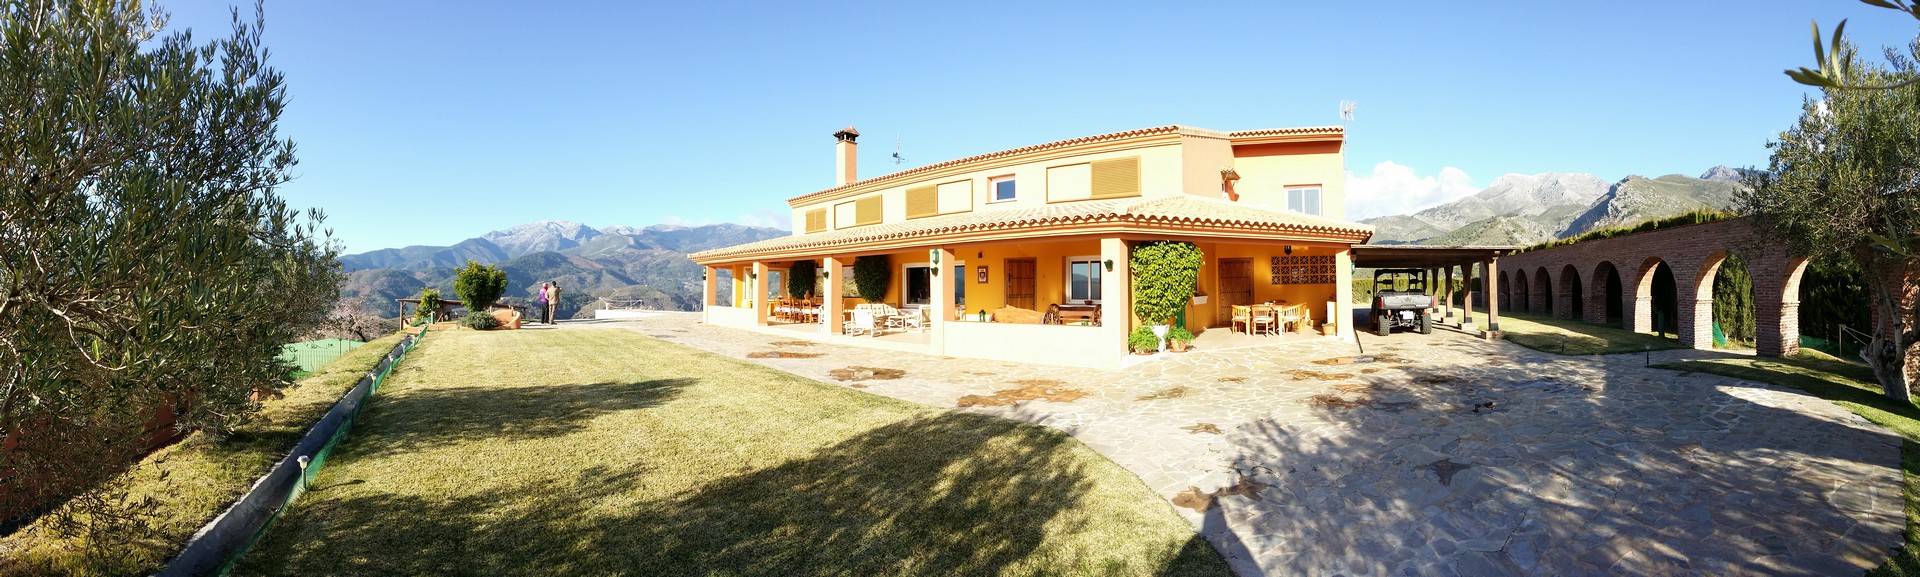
[1250,306,1278,336]
[1231,305,1252,334]
[1043,303,1063,325]
[1092,306,1102,327]
[1277,305,1304,334]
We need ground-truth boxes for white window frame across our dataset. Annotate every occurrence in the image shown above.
[989,175,1017,203]
[900,260,966,307]
[1286,186,1323,216]
[1064,255,1103,304]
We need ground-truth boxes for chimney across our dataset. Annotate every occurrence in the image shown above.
[833,126,859,186]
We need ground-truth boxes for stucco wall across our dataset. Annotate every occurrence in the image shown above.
[943,321,1122,370]
[1231,140,1346,221]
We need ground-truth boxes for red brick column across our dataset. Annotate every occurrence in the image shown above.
[1757,301,1799,356]
[1555,290,1575,320]
[1682,298,1713,350]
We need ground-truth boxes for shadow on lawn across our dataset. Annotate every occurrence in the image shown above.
[342,378,694,459]
[238,413,1223,576]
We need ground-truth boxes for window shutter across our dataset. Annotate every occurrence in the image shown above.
[854,195,883,226]
[804,209,827,233]
[905,185,938,219]
[1090,157,1141,199]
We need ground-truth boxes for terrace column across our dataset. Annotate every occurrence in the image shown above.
[1484,257,1502,338]
[822,257,845,334]
[1100,238,1132,360]
[751,261,771,326]
[1461,264,1476,331]
[731,265,746,308]
[930,247,956,354]
[1333,248,1354,338]
[702,266,717,323]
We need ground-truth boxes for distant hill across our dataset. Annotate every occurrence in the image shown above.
[1362,166,1747,246]
[338,221,786,319]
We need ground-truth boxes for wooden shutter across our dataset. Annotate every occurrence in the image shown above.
[905,185,938,219]
[854,196,882,226]
[804,209,827,233]
[1005,258,1036,311]
[1090,156,1141,199]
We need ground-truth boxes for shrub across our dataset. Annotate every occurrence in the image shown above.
[459,310,501,330]
[1712,254,1755,346]
[453,260,508,312]
[1166,325,1194,343]
[788,260,819,298]
[1128,326,1162,353]
[414,288,443,323]
[1130,241,1203,324]
[853,255,891,303]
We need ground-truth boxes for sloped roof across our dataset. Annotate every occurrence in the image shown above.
[787,124,1346,206]
[691,196,1373,263]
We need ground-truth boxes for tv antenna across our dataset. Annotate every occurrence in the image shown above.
[1339,100,1357,122]
[891,134,908,166]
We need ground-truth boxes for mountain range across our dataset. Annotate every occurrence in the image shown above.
[1361,166,1750,246]
[337,222,786,319]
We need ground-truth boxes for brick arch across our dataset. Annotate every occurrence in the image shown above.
[1590,261,1622,326]
[1688,250,1731,347]
[1495,217,1812,356]
[1513,269,1530,313]
[1532,266,1553,316]
[1558,264,1583,320]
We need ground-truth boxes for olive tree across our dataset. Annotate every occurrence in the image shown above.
[1791,0,1920,90]
[0,0,338,538]
[1747,39,1920,400]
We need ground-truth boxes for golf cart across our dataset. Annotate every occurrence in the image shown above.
[1371,268,1433,336]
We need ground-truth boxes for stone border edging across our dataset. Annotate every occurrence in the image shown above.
[156,329,422,577]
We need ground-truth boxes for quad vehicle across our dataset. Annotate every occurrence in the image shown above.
[1371,268,1433,336]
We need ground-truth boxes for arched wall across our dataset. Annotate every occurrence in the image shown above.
[1514,270,1530,314]
[1497,217,1806,355]
[1589,261,1621,326]
[1532,266,1553,316]
[1558,264,1583,321]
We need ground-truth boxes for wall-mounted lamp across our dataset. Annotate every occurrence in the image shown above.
[749,271,757,280]
[977,251,983,258]
[820,270,830,279]
[1103,259,1114,272]
[1284,245,1293,255]
[932,251,941,265]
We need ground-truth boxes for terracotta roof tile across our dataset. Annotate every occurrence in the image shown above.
[691,196,1373,263]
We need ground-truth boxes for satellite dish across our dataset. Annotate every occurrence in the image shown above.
[1339,100,1357,122]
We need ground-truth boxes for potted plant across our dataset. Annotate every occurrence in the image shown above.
[1127,326,1161,355]
[1165,326,1194,352]
[1130,241,1204,351]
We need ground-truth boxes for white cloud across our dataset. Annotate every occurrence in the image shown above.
[1344,161,1479,220]
[734,206,790,231]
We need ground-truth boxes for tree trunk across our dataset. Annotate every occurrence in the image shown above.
[1866,258,1916,402]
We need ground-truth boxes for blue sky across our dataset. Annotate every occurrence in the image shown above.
[160,1,1916,253]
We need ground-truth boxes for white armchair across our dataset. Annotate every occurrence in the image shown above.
[845,308,876,337]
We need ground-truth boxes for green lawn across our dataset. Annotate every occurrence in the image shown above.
[1,331,410,577]
[1458,310,1688,356]
[234,329,1226,576]
[1653,352,1920,576]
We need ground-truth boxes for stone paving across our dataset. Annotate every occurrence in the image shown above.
[590,313,1904,576]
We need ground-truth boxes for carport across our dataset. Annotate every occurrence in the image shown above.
[1349,245,1518,338]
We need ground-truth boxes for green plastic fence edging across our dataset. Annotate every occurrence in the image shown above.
[211,326,428,576]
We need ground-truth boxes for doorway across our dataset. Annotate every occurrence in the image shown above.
[1218,258,1253,325]
[1005,258,1036,310]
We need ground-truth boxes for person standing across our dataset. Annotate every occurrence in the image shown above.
[536,282,550,324]
[547,281,562,324]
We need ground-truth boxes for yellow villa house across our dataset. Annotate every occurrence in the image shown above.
[690,124,1376,369]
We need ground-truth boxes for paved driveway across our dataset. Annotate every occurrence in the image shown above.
[603,314,1902,576]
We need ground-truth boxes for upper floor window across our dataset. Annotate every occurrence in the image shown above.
[1287,186,1322,216]
[990,176,1017,202]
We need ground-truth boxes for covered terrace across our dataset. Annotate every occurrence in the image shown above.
[1349,245,1519,338]
[691,195,1373,369]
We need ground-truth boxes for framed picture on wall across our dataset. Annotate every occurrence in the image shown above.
[976,265,988,284]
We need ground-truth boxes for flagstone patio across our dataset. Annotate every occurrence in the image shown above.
[600,313,1903,576]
